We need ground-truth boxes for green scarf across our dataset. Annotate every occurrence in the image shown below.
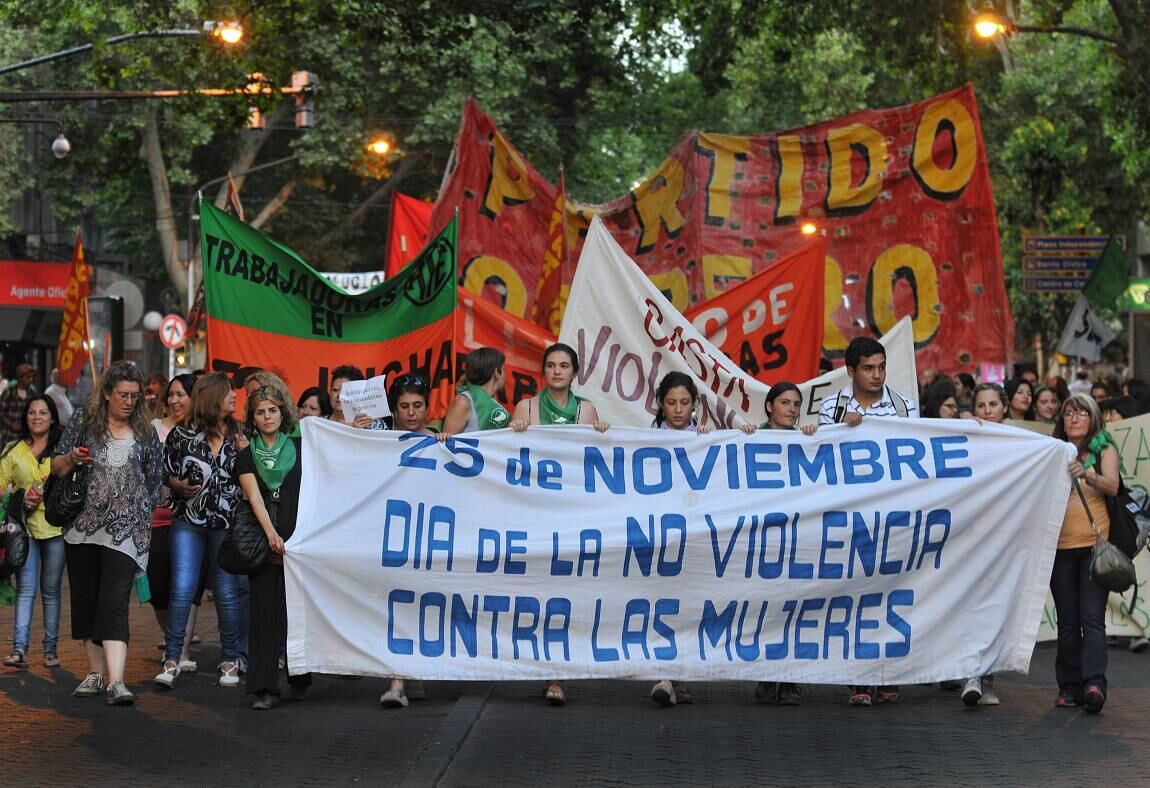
[539,389,584,425]
[467,385,510,431]
[1085,429,1126,474]
[251,433,297,491]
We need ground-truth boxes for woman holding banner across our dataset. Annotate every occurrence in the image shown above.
[1052,394,1119,713]
[237,384,312,710]
[747,382,815,705]
[509,342,607,707]
[442,348,510,435]
[378,373,437,709]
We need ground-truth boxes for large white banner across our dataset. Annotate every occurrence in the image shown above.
[558,218,916,429]
[287,417,1072,683]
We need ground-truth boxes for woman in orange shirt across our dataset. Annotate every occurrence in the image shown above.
[1051,393,1120,713]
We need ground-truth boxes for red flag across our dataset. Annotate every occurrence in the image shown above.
[684,237,827,385]
[532,168,569,334]
[56,231,91,387]
[385,193,433,278]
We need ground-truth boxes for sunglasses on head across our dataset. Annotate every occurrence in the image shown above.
[393,374,429,390]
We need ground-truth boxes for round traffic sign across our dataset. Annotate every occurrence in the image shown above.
[159,314,188,349]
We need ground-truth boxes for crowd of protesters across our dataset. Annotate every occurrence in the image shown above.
[2,340,1147,715]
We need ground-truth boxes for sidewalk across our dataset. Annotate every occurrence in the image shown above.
[2,585,1149,786]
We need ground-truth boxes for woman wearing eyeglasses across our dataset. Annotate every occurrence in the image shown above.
[1051,393,1119,713]
[156,372,248,691]
[51,361,164,705]
[378,374,436,709]
[508,342,607,706]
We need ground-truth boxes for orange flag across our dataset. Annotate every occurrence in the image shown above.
[532,168,568,334]
[56,230,91,387]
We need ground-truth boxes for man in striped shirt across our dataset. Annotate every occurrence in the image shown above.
[818,336,918,707]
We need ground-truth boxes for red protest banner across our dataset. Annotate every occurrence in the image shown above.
[56,232,91,387]
[532,169,569,335]
[430,85,1012,375]
[385,194,433,279]
[456,287,555,405]
[684,237,826,385]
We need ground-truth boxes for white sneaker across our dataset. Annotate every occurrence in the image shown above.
[154,660,180,689]
[1130,636,1150,653]
[379,687,409,708]
[73,672,105,697]
[218,661,240,687]
[650,679,676,707]
[961,677,982,707]
[979,689,1001,706]
[177,659,197,674]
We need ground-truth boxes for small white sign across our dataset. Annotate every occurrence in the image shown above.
[159,314,187,349]
[337,374,391,419]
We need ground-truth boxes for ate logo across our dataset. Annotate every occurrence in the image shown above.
[404,236,454,307]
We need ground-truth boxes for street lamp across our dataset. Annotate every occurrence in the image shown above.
[0,116,70,158]
[0,21,245,76]
[971,10,1119,45]
[367,137,391,156]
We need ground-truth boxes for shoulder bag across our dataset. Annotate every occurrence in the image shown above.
[0,489,30,575]
[217,488,274,576]
[1074,477,1137,593]
[44,459,91,530]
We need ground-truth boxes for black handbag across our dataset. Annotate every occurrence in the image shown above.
[44,463,91,530]
[0,489,30,575]
[217,491,274,576]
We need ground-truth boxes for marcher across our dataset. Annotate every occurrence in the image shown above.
[509,342,608,707]
[1033,385,1060,424]
[818,336,916,706]
[146,374,202,674]
[156,372,247,690]
[1051,394,1119,713]
[749,382,814,706]
[328,365,386,429]
[959,382,1010,707]
[52,361,164,705]
[1090,381,1111,404]
[43,368,74,424]
[921,379,959,419]
[954,372,976,417]
[237,385,312,710]
[1,396,64,670]
[442,348,510,435]
[378,374,438,709]
[2,362,37,445]
[1004,378,1035,421]
[296,387,333,419]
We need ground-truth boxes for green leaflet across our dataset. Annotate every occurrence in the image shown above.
[199,201,457,342]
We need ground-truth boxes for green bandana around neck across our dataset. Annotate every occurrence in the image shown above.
[1085,429,1126,474]
[539,389,584,425]
[467,384,510,430]
[252,432,297,490]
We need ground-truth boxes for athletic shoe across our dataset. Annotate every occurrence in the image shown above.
[379,687,409,708]
[673,683,693,704]
[848,689,872,706]
[978,689,1001,706]
[1054,689,1078,708]
[218,661,240,687]
[252,692,279,710]
[876,686,899,703]
[1129,637,1149,653]
[3,651,28,669]
[154,660,180,689]
[73,672,105,697]
[105,681,135,706]
[177,659,197,674]
[650,679,676,707]
[961,677,982,707]
[1083,685,1106,714]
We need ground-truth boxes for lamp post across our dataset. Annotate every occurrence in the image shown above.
[0,116,69,157]
[972,11,1120,45]
[0,22,243,76]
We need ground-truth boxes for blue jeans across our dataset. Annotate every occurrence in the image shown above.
[1050,547,1109,693]
[12,536,65,655]
[164,520,242,663]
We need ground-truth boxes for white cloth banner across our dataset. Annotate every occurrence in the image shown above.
[1057,294,1117,362]
[558,218,916,429]
[288,417,1073,683]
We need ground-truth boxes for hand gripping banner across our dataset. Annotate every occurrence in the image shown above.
[287,418,1072,683]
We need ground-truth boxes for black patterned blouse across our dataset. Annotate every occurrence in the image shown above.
[163,424,242,530]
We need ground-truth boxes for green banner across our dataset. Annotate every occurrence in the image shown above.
[1121,279,1150,312]
[200,201,457,343]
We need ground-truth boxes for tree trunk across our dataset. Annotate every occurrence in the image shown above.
[251,178,299,229]
[139,104,186,302]
[212,105,289,208]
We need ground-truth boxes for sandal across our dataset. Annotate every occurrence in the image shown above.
[43,654,60,668]
[3,651,28,669]
[545,683,566,706]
